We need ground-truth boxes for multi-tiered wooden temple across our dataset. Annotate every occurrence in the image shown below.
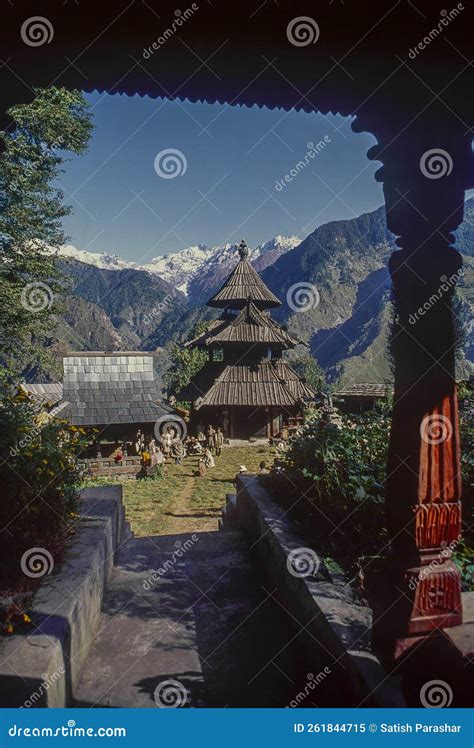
[183,240,314,439]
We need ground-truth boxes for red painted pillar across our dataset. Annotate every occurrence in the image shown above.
[366,124,471,662]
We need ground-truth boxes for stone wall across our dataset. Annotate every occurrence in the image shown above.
[0,486,125,708]
[232,475,405,707]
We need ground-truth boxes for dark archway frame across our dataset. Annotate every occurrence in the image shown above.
[1,0,473,669]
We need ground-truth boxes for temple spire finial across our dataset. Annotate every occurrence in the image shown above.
[238,238,249,260]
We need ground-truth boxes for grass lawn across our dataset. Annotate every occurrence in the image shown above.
[86,445,276,537]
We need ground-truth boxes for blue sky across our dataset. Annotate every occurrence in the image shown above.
[60,92,384,261]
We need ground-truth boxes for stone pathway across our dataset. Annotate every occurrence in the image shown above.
[74,528,307,708]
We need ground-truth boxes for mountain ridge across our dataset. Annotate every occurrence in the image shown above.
[57,234,301,297]
[36,200,473,384]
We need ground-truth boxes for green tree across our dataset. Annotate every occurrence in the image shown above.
[0,87,92,377]
[288,351,326,392]
[165,344,208,396]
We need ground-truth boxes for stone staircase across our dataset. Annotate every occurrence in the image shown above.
[74,527,306,708]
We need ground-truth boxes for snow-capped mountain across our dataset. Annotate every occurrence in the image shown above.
[58,235,301,296]
[57,245,138,271]
[141,244,214,293]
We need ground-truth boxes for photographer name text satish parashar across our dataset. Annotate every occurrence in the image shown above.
[381,723,461,733]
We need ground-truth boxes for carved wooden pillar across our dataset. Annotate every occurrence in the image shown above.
[367,123,471,661]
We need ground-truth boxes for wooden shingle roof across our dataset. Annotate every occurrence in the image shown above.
[21,383,63,409]
[196,364,296,407]
[207,241,281,310]
[274,360,316,401]
[195,361,315,408]
[335,383,389,399]
[187,301,302,348]
[185,319,228,347]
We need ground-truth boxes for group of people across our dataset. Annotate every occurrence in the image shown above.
[133,429,166,467]
[132,423,225,472]
[195,425,225,456]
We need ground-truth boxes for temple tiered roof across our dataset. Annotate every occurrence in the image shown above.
[207,240,281,310]
[186,299,303,349]
[194,360,315,409]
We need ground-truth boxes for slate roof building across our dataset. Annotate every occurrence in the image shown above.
[183,240,315,438]
[63,352,174,451]
[334,383,390,413]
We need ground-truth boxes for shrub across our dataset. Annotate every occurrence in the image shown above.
[271,389,473,588]
[458,381,473,506]
[270,402,391,576]
[0,387,86,615]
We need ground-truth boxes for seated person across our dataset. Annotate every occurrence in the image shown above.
[203,448,215,468]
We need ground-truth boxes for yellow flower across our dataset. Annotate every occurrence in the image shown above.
[22,614,32,624]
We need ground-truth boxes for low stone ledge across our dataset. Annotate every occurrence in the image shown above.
[89,465,140,477]
[235,475,405,708]
[0,485,125,708]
